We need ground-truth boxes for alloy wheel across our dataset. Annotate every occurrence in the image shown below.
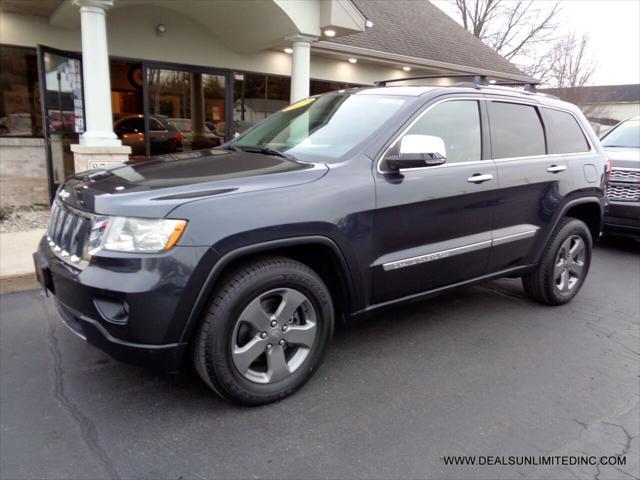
[554,235,586,292]
[231,288,317,384]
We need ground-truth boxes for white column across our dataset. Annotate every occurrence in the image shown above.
[73,0,119,146]
[286,35,317,103]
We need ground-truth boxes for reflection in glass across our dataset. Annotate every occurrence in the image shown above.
[231,93,407,161]
[43,52,83,183]
[146,68,225,156]
[233,73,291,135]
[232,74,363,136]
[0,45,42,137]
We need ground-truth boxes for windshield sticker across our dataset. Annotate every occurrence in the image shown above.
[283,97,316,112]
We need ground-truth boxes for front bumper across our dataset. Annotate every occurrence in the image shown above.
[34,237,213,373]
[52,296,187,372]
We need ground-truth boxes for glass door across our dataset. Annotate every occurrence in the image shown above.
[37,46,84,198]
[142,63,231,158]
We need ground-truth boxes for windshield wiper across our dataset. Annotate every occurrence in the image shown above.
[233,146,293,159]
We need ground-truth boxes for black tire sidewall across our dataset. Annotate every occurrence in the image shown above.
[544,220,592,304]
[205,262,333,404]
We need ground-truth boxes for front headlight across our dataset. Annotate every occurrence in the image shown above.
[87,216,187,253]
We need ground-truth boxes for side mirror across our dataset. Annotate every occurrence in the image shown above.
[384,134,447,171]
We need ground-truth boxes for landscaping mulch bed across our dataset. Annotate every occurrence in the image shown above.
[0,205,50,234]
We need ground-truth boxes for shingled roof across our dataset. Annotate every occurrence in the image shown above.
[328,0,531,81]
[539,85,640,104]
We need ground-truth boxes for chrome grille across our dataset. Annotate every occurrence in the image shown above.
[610,168,640,183]
[47,202,94,268]
[607,184,640,202]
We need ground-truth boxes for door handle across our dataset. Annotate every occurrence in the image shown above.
[546,165,567,173]
[467,173,494,184]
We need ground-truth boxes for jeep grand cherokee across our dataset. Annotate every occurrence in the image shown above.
[34,83,607,405]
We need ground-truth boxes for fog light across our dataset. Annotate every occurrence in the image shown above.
[93,297,129,325]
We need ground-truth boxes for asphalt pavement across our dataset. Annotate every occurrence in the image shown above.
[1,236,638,480]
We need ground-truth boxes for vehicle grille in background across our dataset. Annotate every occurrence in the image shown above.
[47,202,93,266]
[609,169,640,183]
[607,184,640,202]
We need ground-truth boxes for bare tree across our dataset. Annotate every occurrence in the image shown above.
[545,33,600,117]
[547,33,597,88]
[441,0,599,89]
[448,0,561,62]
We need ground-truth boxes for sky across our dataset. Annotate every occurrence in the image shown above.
[432,0,640,86]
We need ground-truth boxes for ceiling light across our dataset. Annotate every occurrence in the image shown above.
[324,29,336,37]
[155,24,166,36]
[284,47,293,54]
[402,66,411,72]
[489,79,497,84]
[348,58,357,64]
[365,19,374,28]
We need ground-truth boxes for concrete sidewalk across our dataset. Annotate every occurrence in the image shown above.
[0,229,44,294]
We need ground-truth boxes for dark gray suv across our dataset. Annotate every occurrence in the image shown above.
[34,82,607,405]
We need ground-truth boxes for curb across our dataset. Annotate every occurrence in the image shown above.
[0,273,39,295]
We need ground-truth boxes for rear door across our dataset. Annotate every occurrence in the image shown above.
[486,99,572,272]
[371,97,497,304]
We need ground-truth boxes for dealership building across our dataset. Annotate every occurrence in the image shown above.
[0,0,532,206]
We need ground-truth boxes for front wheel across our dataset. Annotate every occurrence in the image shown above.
[522,218,592,305]
[193,256,334,405]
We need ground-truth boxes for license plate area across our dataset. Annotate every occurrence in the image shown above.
[33,253,55,295]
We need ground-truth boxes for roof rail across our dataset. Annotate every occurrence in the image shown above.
[375,73,539,93]
[375,73,489,87]
[492,81,539,93]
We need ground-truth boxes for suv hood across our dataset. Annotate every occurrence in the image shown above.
[604,146,640,170]
[59,149,328,217]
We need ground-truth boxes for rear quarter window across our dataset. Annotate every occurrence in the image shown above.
[488,102,546,159]
[542,108,590,154]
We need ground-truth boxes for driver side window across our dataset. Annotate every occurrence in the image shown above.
[406,100,481,164]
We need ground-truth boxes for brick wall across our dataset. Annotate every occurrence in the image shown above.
[0,138,49,207]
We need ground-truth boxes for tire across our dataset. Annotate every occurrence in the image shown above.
[193,255,334,405]
[522,217,592,305]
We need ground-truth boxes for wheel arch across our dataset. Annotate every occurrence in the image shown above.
[560,197,603,243]
[179,236,357,343]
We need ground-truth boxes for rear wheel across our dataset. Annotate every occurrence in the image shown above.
[522,218,592,305]
[193,256,334,405]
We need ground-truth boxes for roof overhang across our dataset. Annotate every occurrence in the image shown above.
[48,0,366,53]
[313,42,538,84]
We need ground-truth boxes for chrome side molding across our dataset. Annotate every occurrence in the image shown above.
[383,240,491,271]
[382,227,539,271]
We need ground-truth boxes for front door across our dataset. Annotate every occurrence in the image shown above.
[371,98,497,304]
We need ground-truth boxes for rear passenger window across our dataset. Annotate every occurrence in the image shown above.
[406,100,481,164]
[488,102,546,159]
[542,108,590,154]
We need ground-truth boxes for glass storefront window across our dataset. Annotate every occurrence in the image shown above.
[42,51,84,184]
[233,73,362,135]
[310,80,360,96]
[233,73,291,136]
[0,45,42,137]
[110,61,144,123]
[143,68,225,157]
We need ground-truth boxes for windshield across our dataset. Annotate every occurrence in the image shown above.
[601,119,640,148]
[229,93,408,161]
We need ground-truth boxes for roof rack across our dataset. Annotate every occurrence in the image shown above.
[374,73,539,93]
